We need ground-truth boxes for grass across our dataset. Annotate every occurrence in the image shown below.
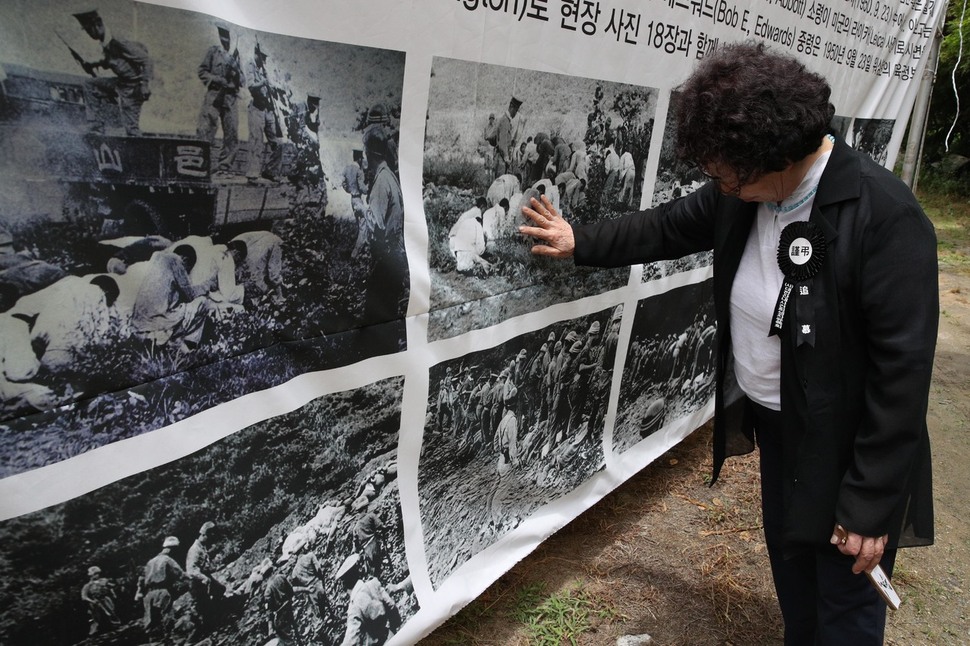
[512,581,623,646]
[437,580,621,645]
[917,186,970,274]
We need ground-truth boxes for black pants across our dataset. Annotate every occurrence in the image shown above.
[751,402,895,646]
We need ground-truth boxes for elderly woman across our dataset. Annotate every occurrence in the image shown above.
[521,42,937,644]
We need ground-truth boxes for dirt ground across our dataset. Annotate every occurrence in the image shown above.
[421,267,970,645]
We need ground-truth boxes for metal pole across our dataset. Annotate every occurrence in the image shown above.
[901,10,947,190]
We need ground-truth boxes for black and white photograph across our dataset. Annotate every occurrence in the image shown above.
[849,117,896,166]
[830,114,853,142]
[422,57,657,340]
[418,307,620,587]
[0,0,408,476]
[613,281,716,454]
[650,93,707,209]
[641,91,713,282]
[0,376,414,646]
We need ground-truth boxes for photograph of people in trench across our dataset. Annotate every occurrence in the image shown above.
[613,280,716,454]
[419,307,620,587]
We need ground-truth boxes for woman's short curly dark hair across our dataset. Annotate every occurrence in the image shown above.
[673,41,835,181]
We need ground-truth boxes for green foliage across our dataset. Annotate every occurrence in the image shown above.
[918,161,970,196]
[924,1,970,160]
[511,581,549,622]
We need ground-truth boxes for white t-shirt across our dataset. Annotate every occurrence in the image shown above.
[729,148,833,410]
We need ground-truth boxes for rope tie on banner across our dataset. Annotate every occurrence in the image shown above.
[944,0,967,152]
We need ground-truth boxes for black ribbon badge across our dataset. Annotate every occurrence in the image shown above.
[769,221,826,346]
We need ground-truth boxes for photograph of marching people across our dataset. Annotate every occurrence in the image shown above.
[641,92,713,282]
[423,56,657,340]
[613,280,716,454]
[0,0,407,475]
[0,376,415,646]
[419,307,620,586]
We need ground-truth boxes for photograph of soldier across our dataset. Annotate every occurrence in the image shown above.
[481,112,497,183]
[613,280,717,454]
[186,520,228,637]
[264,555,301,644]
[361,124,408,330]
[342,149,370,258]
[287,532,331,623]
[0,377,416,646]
[197,25,245,176]
[364,102,400,176]
[245,42,284,184]
[80,565,122,636]
[492,96,523,178]
[136,535,187,640]
[423,57,656,340]
[334,552,402,645]
[71,9,153,136]
[0,0,407,476]
[419,308,618,587]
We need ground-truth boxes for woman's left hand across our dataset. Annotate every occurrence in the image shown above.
[831,523,889,574]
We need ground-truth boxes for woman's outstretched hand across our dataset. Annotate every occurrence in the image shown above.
[519,195,576,259]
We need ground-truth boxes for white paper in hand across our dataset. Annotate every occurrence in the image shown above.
[866,564,901,610]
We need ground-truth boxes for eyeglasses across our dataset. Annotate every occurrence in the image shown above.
[698,166,756,197]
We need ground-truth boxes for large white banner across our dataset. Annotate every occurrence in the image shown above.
[0,0,944,643]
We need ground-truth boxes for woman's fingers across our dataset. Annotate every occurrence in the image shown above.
[519,196,575,258]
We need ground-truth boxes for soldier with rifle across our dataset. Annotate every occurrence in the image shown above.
[54,31,96,78]
[197,25,245,175]
[245,42,283,184]
[71,9,153,136]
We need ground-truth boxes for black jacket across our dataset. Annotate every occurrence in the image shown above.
[574,138,936,549]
